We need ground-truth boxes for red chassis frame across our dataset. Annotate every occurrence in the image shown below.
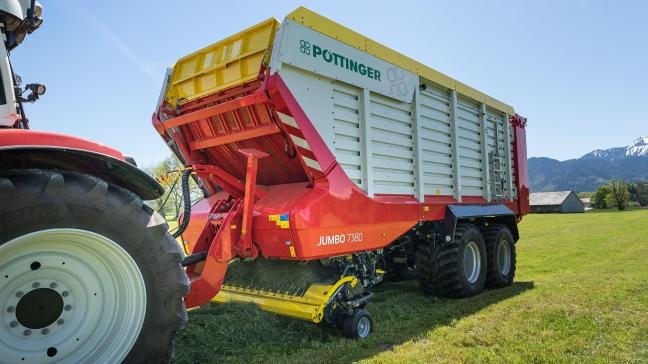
[153,72,529,308]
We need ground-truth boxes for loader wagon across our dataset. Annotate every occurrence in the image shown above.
[155,7,529,339]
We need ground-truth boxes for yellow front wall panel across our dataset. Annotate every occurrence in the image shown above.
[165,18,280,106]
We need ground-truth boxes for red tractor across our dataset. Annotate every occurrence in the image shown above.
[0,2,187,362]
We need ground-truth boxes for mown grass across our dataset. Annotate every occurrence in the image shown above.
[174,210,648,363]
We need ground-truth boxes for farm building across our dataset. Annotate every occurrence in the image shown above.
[529,191,585,213]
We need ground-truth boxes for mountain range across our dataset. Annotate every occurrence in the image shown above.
[529,137,648,192]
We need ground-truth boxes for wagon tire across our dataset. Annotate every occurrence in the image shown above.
[484,224,516,288]
[0,169,189,364]
[416,223,487,298]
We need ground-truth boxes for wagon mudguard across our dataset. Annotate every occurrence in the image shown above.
[444,204,519,242]
[0,147,163,200]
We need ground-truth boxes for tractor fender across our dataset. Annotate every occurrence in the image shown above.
[0,130,164,200]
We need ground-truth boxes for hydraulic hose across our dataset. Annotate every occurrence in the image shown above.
[172,169,192,238]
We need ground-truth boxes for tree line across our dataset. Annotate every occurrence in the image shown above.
[589,178,648,210]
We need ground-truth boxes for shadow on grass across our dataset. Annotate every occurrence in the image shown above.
[174,281,534,364]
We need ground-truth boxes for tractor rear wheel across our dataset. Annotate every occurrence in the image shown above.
[0,169,189,363]
[484,224,516,288]
[416,223,487,298]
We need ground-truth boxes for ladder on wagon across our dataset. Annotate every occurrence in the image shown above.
[489,117,507,201]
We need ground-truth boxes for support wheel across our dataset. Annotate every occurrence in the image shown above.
[484,224,516,288]
[416,223,487,297]
[0,169,189,363]
[343,309,373,339]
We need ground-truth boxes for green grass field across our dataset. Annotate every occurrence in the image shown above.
[174,209,648,363]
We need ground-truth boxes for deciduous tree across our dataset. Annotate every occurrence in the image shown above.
[593,185,610,209]
[608,178,628,211]
[145,156,203,218]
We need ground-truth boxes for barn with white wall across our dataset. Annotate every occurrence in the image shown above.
[530,191,584,213]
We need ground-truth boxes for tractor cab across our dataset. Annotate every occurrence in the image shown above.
[0,0,44,128]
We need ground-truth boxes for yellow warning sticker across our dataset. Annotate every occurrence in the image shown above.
[268,214,280,221]
[289,246,296,257]
[279,221,290,229]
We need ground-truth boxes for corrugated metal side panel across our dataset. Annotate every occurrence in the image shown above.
[369,93,415,195]
[332,82,364,186]
[271,18,519,202]
[419,84,454,196]
[277,64,518,202]
[456,96,484,196]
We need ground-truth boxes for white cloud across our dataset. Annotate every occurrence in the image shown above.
[85,14,158,81]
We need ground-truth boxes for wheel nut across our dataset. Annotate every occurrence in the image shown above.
[62,291,69,297]
[6,306,15,313]
[10,321,18,328]
[41,328,49,335]
[32,282,40,288]
[16,291,23,298]
[50,282,58,289]
[64,304,72,311]
[23,329,31,336]
[57,319,64,325]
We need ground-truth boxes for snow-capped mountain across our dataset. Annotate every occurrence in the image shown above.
[581,137,648,160]
[625,137,648,157]
[529,136,648,192]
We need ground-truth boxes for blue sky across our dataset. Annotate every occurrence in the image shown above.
[12,0,648,166]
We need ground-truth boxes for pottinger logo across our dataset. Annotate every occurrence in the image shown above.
[299,40,381,81]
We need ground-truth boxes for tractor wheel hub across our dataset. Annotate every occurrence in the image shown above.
[4,279,73,337]
[16,287,64,329]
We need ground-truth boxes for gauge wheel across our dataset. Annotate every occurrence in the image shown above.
[342,308,373,339]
